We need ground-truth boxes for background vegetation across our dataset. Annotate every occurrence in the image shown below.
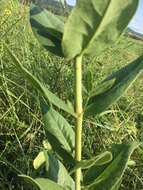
[0,0,143,189]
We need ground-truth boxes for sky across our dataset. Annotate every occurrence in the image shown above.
[66,0,143,34]
[129,0,143,34]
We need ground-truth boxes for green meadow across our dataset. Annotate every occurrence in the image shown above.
[0,1,143,189]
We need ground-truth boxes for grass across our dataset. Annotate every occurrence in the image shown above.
[0,0,143,189]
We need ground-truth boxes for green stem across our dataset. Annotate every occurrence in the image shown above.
[75,55,83,190]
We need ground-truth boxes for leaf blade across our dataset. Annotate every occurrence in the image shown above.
[40,101,75,164]
[5,44,76,117]
[83,142,140,190]
[85,56,143,116]
[37,150,75,190]
[30,3,64,57]
[33,151,46,170]
[19,175,65,190]
[41,105,75,153]
[70,151,112,174]
[62,0,139,60]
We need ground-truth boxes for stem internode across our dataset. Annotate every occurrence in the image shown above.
[75,55,83,190]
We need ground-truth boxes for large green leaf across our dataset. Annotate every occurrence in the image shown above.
[70,151,112,174]
[83,142,140,190]
[85,55,143,116]
[30,3,64,57]
[34,150,75,190]
[62,0,139,60]
[40,101,75,164]
[5,45,76,117]
[42,105,75,153]
[19,175,65,190]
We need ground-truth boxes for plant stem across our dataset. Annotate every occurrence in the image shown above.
[75,55,83,190]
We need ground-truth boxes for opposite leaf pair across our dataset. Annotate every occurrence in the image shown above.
[20,142,140,190]
[6,45,143,119]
